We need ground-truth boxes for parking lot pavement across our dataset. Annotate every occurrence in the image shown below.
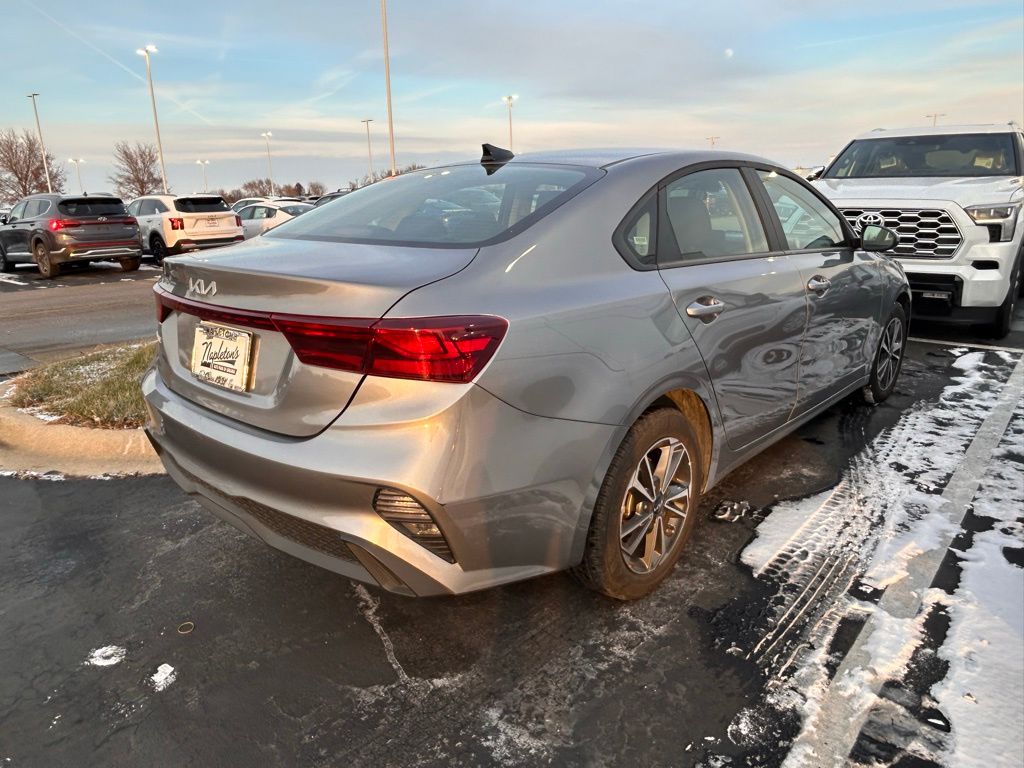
[0,262,158,372]
[2,333,1020,767]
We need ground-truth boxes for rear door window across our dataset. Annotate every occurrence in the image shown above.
[269,163,600,247]
[660,168,769,265]
[757,172,846,250]
[174,197,229,213]
[58,198,127,217]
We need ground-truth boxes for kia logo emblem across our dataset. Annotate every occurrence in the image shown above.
[188,278,217,297]
[854,211,885,233]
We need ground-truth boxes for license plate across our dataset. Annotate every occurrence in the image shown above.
[190,322,254,392]
[205,217,219,228]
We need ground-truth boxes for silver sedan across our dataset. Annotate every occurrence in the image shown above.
[144,146,908,599]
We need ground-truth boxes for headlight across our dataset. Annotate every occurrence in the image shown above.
[965,203,1020,241]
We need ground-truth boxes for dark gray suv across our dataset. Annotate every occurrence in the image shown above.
[0,194,141,278]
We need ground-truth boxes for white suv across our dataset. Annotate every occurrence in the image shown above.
[128,194,244,263]
[814,124,1023,337]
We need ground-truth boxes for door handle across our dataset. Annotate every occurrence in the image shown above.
[686,296,726,321]
[807,275,831,294]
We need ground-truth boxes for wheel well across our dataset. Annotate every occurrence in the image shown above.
[896,290,911,315]
[150,232,164,245]
[645,389,713,490]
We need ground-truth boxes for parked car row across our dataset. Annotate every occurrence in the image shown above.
[0,191,318,277]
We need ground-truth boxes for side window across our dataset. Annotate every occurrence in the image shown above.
[661,168,768,264]
[757,171,846,250]
[615,192,658,267]
[238,207,255,221]
[154,201,169,214]
[127,201,140,216]
[8,201,27,222]
[139,200,154,216]
[254,207,272,220]
[25,199,47,218]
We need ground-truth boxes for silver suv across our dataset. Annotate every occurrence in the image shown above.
[144,147,908,599]
[814,124,1024,337]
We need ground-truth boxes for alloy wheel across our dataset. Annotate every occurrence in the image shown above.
[876,316,903,392]
[619,437,691,574]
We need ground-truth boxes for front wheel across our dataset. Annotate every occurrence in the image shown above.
[860,302,907,405]
[33,241,61,279]
[573,407,704,600]
[0,247,13,273]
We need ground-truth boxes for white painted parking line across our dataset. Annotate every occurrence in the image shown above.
[0,274,29,286]
[784,352,1024,766]
[908,336,1023,354]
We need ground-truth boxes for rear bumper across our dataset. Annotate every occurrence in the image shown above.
[167,235,245,255]
[50,243,142,263]
[142,367,615,596]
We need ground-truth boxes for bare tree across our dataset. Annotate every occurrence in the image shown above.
[0,128,66,200]
[108,141,163,199]
[346,163,425,192]
[307,181,326,197]
[240,178,273,197]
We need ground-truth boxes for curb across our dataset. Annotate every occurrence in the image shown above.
[0,400,164,477]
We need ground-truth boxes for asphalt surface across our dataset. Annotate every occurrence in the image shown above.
[0,261,159,374]
[4,326,1020,767]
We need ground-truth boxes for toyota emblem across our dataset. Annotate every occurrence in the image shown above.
[854,211,885,232]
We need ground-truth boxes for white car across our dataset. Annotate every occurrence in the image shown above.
[814,123,1024,337]
[128,194,243,263]
[237,201,312,239]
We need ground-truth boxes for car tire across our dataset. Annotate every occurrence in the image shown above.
[860,302,907,405]
[150,235,168,265]
[573,407,704,600]
[0,246,13,273]
[33,241,61,279]
[988,245,1022,339]
[120,256,141,272]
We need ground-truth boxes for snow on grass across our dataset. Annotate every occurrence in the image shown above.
[86,645,126,667]
[150,663,177,692]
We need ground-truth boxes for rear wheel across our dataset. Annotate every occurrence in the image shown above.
[0,246,13,273]
[574,407,704,600]
[120,256,141,272]
[150,235,168,265]
[860,302,907,404]
[33,241,61,279]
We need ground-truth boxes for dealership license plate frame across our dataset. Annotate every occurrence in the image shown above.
[190,322,255,392]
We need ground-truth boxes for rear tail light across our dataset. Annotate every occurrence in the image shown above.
[49,218,82,231]
[373,488,455,562]
[169,217,185,230]
[234,215,242,227]
[123,216,138,227]
[154,287,507,383]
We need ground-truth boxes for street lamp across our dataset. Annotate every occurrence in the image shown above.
[706,135,720,148]
[380,0,397,176]
[196,159,209,193]
[68,158,86,194]
[925,113,946,126]
[260,132,275,195]
[26,93,52,193]
[502,95,517,151]
[360,119,374,180]
[136,45,168,194]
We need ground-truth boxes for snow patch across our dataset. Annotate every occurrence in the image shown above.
[150,663,176,691]
[86,645,126,667]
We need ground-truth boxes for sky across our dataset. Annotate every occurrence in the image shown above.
[1,0,1022,197]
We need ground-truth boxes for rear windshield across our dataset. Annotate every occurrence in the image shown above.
[175,197,229,213]
[58,198,127,216]
[267,163,600,247]
[825,133,1020,178]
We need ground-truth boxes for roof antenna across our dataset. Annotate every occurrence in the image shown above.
[481,143,514,175]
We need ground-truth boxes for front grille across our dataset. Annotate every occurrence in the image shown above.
[175,463,356,562]
[841,208,962,258]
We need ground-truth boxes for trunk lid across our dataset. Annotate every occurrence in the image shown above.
[57,197,137,245]
[156,235,477,436]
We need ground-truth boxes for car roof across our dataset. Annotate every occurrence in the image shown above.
[854,123,1022,140]
[501,147,781,172]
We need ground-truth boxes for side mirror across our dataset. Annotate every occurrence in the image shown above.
[861,224,898,252]
[0,214,8,225]
[805,165,825,181]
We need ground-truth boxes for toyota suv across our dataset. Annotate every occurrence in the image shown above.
[814,124,1023,337]
[0,194,141,278]
[128,194,244,264]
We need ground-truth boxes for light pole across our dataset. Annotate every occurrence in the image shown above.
[360,119,375,181]
[260,132,275,195]
[380,0,397,176]
[196,159,209,192]
[925,113,946,126]
[26,93,52,193]
[136,45,168,194]
[502,95,517,151]
[706,135,720,148]
[68,158,86,194]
